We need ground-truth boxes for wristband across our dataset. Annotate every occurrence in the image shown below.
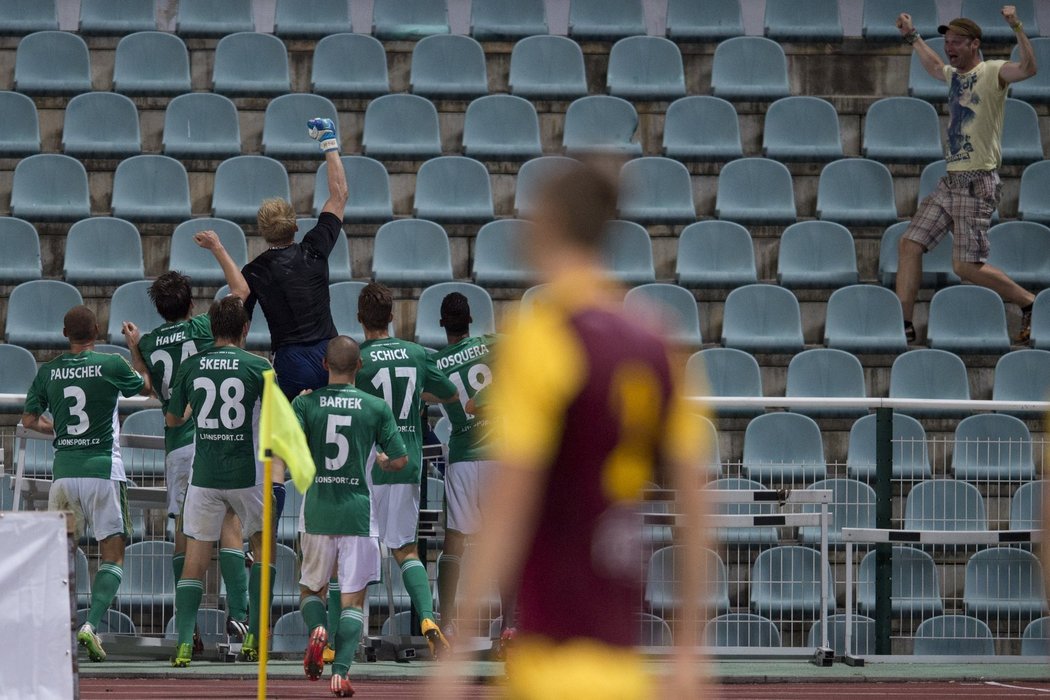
[1012,22,1023,34]
[904,30,919,44]
[319,137,339,153]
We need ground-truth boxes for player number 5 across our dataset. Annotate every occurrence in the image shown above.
[324,414,353,470]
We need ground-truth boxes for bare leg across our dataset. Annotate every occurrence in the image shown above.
[896,238,926,322]
[953,261,1035,307]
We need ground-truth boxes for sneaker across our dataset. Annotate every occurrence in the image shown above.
[76,623,106,663]
[171,643,193,668]
[239,632,259,662]
[304,625,327,681]
[421,618,451,661]
[226,616,249,641]
[330,673,355,697]
[323,645,336,665]
[1018,305,1033,345]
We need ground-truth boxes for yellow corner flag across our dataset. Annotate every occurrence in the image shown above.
[258,369,316,494]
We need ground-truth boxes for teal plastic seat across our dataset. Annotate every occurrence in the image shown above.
[413,157,494,223]
[212,156,290,223]
[411,35,488,99]
[113,31,190,96]
[473,219,533,287]
[690,348,762,418]
[362,95,442,160]
[994,350,1050,410]
[765,0,842,41]
[909,37,949,101]
[750,546,835,618]
[777,221,858,289]
[121,409,165,480]
[415,283,495,349]
[858,546,943,618]
[0,91,39,156]
[863,0,938,40]
[276,479,303,546]
[722,284,804,354]
[914,615,994,655]
[15,31,91,95]
[825,285,908,354]
[743,412,826,485]
[1010,38,1050,102]
[890,349,971,416]
[953,414,1035,482]
[623,283,701,346]
[372,219,452,287]
[471,0,547,40]
[1022,617,1050,655]
[119,540,175,615]
[716,158,796,224]
[663,96,742,161]
[0,0,56,34]
[964,547,1047,619]
[928,286,1009,354]
[847,413,931,481]
[95,344,131,362]
[1033,290,1050,350]
[373,0,449,40]
[711,37,789,101]
[313,156,392,223]
[0,344,38,412]
[1002,99,1044,164]
[330,282,393,341]
[169,218,248,286]
[108,281,164,346]
[5,280,83,348]
[514,156,577,218]
[311,33,388,98]
[1018,161,1050,224]
[509,35,588,100]
[809,614,875,656]
[568,0,645,40]
[645,546,729,617]
[798,478,876,546]
[563,96,642,157]
[64,218,144,285]
[272,611,309,653]
[763,96,843,162]
[864,97,942,163]
[704,613,781,648]
[77,608,136,635]
[212,33,289,97]
[63,92,141,158]
[607,36,686,100]
[905,479,988,531]
[817,158,898,225]
[1012,480,1044,531]
[638,613,673,647]
[215,285,270,350]
[11,154,90,222]
[785,348,867,418]
[73,548,90,606]
[0,217,42,283]
[617,157,695,223]
[666,0,742,41]
[263,94,338,160]
[987,221,1050,287]
[163,93,240,159]
[274,0,350,38]
[294,217,351,284]
[707,477,779,545]
[676,221,756,288]
[112,155,191,223]
[79,0,154,34]
[602,221,656,285]
[965,0,1038,43]
[879,221,960,288]
[463,95,543,160]
[176,0,252,36]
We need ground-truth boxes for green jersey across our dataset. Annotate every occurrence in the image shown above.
[137,314,214,453]
[434,334,497,464]
[167,345,271,490]
[356,337,456,485]
[292,383,407,536]
[23,351,145,481]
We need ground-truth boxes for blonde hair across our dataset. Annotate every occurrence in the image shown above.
[257,198,297,244]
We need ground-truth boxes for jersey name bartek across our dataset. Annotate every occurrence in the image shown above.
[51,365,102,381]
[319,396,363,410]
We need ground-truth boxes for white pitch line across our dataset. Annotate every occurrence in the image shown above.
[985,681,1050,694]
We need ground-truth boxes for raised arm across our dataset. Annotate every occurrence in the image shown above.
[195,230,249,300]
[999,5,1038,84]
[898,13,946,80]
[121,321,155,397]
[308,118,348,220]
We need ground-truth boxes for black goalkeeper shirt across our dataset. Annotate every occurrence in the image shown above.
[242,212,341,352]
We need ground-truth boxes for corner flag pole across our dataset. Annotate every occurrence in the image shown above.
[257,450,273,700]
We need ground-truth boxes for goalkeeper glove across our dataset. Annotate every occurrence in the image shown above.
[307,118,339,153]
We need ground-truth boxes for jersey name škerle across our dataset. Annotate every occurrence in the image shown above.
[434,334,497,464]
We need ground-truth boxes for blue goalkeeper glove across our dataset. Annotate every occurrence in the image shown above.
[307,118,339,153]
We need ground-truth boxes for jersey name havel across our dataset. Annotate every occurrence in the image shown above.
[199,357,240,371]
[154,330,187,346]
[318,395,363,410]
[368,348,410,362]
[435,342,490,371]
[51,365,103,381]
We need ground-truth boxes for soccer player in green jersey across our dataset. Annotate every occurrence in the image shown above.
[292,336,408,696]
[354,282,458,658]
[124,230,253,641]
[165,296,274,667]
[22,306,152,662]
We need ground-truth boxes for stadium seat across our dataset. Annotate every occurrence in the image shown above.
[994,349,1050,410]
[607,36,686,100]
[77,608,136,635]
[276,479,304,546]
[623,284,701,346]
[927,286,1010,354]
[601,220,656,285]
[313,156,392,222]
[62,92,141,158]
[1002,99,1045,164]
[750,546,834,619]
[14,423,56,477]
[857,546,944,618]
[637,613,673,647]
[112,155,192,223]
[1010,38,1050,102]
[909,37,949,101]
[509,35,588,100]
[176,0,253,37]
[79,0,154,34]
[163,93,240,159]
[785,349,867,418]
[463,95,542,161]
[914,615,995,655]
[15,31,91,95]
[294,218,351,284]
[413,157,494,223]
[1018,161,1050,225]
[645,547,730,617]
[212,156,290,223]
[562,96,642,157]
[742,412,827,484]
[372,219,452,287]
[112,31,190,96]
[1022,617,1050,655]
[274,0,350,37]
[95,344,131,361]
[798,478,876,546]
[169,218,248,286]
[373,0,448,39]
[676,221,756,288]
[777,221,858,289]
[272,544,301,613]
[711,37,790,101]
[0,92,39,156]
[108,281,164,346]
[0,344,37,413]
[863,97,943,163]
[64,218,144,285]
[1033,290,1050,350]
[905,479,988,531]
[952,414,1035,482]
[809,614,875,656]
[0,217,41,283]
[707,477,780,546]
[415,283,495,349]
[262,94,339,160]
[816,158,898,225]
[890,349,971,415]
[689,348,763,417]
[863,0,938,40]
[987,221,1050,288]
[765,0,842,41]
[473,219,533,287]
[825,285,908,354]
[120,540,175,615]
[471,0,547,40]
[617,157,695,223]
[369,556,413,614]
[411,35,488,99]
[568,0,645,40]
[964,547,1048,620]
[878,221,960,288]
[11,154,90,222]
[721,284,804,354]
[272,610,309,653]
[216,286,270,349]
[716,159,796,224]
[5,280,82,348]
[0,0,56,34]
[311,33,388,98]
[330,282,387,340]
[965,0,1039,43]
[514,156,578,218]
[167,610,235,648]
[73,548,90,606]
[696,415,723,479]
[763,97,843,162]
[704,613,781,648]
[663,96,743,161]
[362,95,442,160]
[847,413,932,482]
[121,409,165,480]
[212,33,289,97]
[666,0,742,41]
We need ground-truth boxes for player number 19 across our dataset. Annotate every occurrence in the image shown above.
[448,363,493,416]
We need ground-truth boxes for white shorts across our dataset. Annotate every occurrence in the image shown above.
[165,444,194,517]
[371,483,420,550]
[299,532,381,594]
[445,460,497,535]
[49,478,130,542]
[182,484,264,541]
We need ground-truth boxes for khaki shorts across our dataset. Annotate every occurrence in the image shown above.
[299,532,381,594]
[182,484,264,541]
[903,170,1001,264]
[49,478,131,542]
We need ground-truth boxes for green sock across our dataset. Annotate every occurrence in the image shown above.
[436,553,461,622]
[327,578,341,637]
[333,607,364,676]
[174,579,204,646]
[172,553,185,582]
[300,594,327,633]
[87,562,122,629]
[219,548,248,621]
[400,558,435,623]
[248,563,276,639]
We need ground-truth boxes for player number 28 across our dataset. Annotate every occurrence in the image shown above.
[192,377,246,430]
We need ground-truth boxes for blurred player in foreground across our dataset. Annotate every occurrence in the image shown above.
[433,161,708,699]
